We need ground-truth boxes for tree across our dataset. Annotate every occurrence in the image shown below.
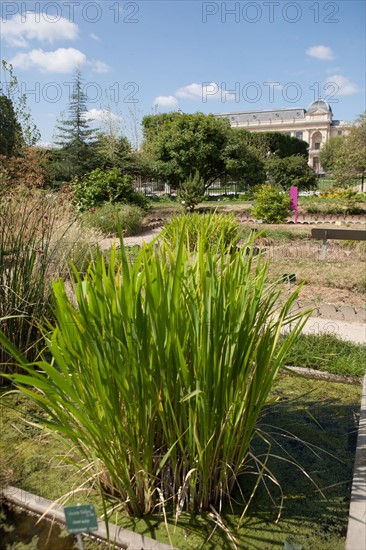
[265,155,317,192]
[53,68,98,180]
[224,130,266,188]
[95,133,133,171]
[1,61,41,155]
[319,136,344,172]
[142,112,231,188]
[230,129,309,159]
[332,113,366,189]
[142,112,264,189]
[0,95,21,156]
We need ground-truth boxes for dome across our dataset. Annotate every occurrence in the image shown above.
[306,99,332,114]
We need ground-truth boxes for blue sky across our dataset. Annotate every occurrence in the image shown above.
[1,0,365,144]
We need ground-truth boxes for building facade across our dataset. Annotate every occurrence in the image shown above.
[216,99,348,172]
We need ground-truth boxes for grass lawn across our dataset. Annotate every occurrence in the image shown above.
[0,372,362,549]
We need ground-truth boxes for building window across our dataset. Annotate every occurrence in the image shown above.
[314,142,320,150]
[295,131,303,140]
[283,131,291,136]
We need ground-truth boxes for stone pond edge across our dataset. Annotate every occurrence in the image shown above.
[0,486,178,550]
[346,373,366,550]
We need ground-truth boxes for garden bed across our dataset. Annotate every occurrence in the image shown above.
[0,374,361,549]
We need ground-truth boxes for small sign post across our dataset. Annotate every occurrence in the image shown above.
[282,273,296,293]
[64,504,98,550]
[289,186,298,224]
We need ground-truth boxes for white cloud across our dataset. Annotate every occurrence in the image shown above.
[1,12,78,47]
[153,95,179,108]
[325,75,360,96]
[85,109,122,123]
[265,81,283,90]
[326,66,341,74]
[90,33,100,42]
[91,60,110,73]
[306,45,334,60]
[176,82,234,101]
[10,48,87,73]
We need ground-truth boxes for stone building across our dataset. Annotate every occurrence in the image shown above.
[216,99,348,172]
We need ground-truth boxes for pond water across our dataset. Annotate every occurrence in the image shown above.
[0,503,104,549]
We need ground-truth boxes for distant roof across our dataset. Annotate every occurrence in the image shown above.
[216,108,306,123]
[306,99,332,114]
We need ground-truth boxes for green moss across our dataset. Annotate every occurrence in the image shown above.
[0,376,361,549]
[281,333,366,377]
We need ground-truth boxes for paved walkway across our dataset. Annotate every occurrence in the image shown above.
[302,317,366,345]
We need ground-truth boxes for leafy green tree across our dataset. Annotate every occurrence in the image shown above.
[319,136,344,172]
[142,113,231,188]
[95,132,134,170]
[228,129,309,159]
[251,184,291,223]
[53,68,98,180]
[265,155,317,191]
[1,60,41,148]
[0,95,22,156]
[142,112,265,190]
[332,113,366,189]
[224,131,266,188]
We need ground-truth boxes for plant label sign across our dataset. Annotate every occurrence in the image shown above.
[282,274,296,283]
[64,504,98,534]
[289,186,298,224]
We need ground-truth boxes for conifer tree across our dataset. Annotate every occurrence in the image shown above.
[53,68,98,180]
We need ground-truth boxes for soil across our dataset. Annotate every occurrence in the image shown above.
[103,213,366,310]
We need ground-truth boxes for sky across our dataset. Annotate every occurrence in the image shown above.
[0,0,365,145]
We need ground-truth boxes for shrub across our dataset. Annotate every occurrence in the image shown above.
[178,171,205,211]
[305,188,366,215]
[0,229,309,517]
[251,184,291,223]
[81,203,143,236]
[0,148,48,190]
[72,168,148,211]
[163,211,240,251]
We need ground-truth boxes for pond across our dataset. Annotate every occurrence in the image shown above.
[0,503,105,549]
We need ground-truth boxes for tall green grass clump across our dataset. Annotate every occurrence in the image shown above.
[163,211,240,251]
[0,189,99,382]
[0,223,309,518]
[0,192,60,376]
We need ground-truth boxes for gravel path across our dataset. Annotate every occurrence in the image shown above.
[98,228,162,250]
